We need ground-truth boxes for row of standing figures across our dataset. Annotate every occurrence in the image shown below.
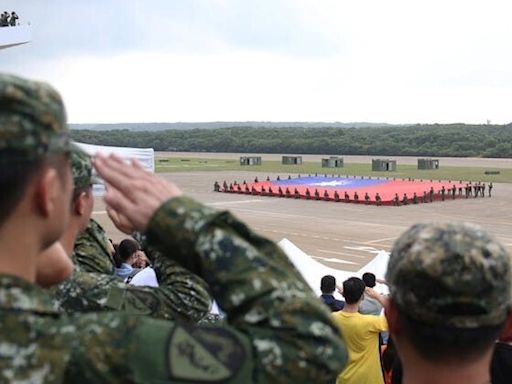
[393,183,492,206]
[1,12,19,27]
[214,181,493,206]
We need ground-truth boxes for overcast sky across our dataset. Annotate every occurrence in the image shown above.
[2,0,512,124]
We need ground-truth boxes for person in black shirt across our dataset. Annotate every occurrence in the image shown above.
[319,275,344,312]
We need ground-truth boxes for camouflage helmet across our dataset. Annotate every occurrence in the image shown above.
[0,73,70,160]
[71,143,97,191]
[386,222,511,328]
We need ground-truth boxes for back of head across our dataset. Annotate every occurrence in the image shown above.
[386,222,511,361]
[362,272,376,288]
[0,73,70,226]
[320,275,336,294]
[115,238,140,267]
[70,144,95,198]
[342,277,366,304]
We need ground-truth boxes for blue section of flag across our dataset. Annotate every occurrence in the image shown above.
[271,176,389,189]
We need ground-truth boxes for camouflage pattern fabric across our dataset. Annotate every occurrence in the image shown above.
[73,218,116,275]
[0,74,69,159]
[0,196,347,383]
[70,143,97,190]
[52,256,212,323]
[0,73,346,382]
[386,222,511,328]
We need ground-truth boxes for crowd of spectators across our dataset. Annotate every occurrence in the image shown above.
[0,11,18,27]
[320,223,512,384]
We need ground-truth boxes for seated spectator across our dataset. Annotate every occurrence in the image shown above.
[333,277,388,384]
[114,238,141,279]
[385,223,511,384]
[128,264,159,287]
[359,272,383,315]
[126,250,159,287]
[320,275,344,312]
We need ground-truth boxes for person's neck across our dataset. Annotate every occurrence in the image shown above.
[401,347,493,384]
[60,218,83,256]
[343,302,360,313]
[0,217,39,282]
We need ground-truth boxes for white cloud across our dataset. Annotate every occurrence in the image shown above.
[2,0,512,124]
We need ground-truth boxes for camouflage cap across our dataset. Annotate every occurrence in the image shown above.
[71,143,97,190]
[386,222,511,328]
[0,73,70,160]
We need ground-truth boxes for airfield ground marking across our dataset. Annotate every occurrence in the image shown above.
[206,199,265,206]
[232,207,405,230]
[316,249,367,259]
[252,226,361,244]
[364,236,397,245]
[309,255,359,265]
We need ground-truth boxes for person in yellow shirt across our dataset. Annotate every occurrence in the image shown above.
[333,277,388,384]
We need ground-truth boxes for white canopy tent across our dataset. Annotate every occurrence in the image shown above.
[278,238,389,300]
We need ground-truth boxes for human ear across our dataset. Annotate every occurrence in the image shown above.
[34,167,60,217]
[75,191,87,215]
[384,299,400,335]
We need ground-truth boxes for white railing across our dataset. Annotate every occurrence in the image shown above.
[0,24,31,49]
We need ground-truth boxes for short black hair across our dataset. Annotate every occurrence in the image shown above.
[397,306,505,362]
[342,277,366,304]
[0,156,41,226]
[114,238,140,267]
[362,272,376,288]
[320,275,336,294]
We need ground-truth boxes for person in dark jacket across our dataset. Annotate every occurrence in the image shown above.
[320,275,345,312]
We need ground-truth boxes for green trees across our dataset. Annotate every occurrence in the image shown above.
[70,124,512,158]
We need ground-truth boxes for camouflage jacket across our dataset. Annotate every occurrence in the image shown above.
[72,218,116,275]
[51,255,212,323]
[0,197,347,383]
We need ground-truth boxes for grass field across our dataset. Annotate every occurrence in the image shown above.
[155,156,512,183]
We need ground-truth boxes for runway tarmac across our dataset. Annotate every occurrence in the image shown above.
[93,169,512,272]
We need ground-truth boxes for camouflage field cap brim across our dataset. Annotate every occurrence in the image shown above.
[386,222,511,328]
[71,143,98,190]
[0,73,70,160]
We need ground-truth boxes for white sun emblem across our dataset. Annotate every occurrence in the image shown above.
[311,180,350,187]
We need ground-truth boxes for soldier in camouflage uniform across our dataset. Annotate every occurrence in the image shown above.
[65,143,116,275]
[73,218,116,274]
[0,73,347,382]
[50,145,212,322]
[385,222,511,384]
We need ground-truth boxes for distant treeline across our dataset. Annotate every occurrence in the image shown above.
[70,124,512,158]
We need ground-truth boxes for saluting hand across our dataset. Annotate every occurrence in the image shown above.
[93,153,182,233]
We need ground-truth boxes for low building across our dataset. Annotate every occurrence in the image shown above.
[372,158,396,172]
[282,156,302,165]
[240,156,262,166]
[417,158,439,170]
[322,156,344,168]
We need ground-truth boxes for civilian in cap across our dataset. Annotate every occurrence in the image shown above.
[385,222,511,384]
[0,73,347,382]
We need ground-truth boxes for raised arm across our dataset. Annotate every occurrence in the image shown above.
[91,154,348,383]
